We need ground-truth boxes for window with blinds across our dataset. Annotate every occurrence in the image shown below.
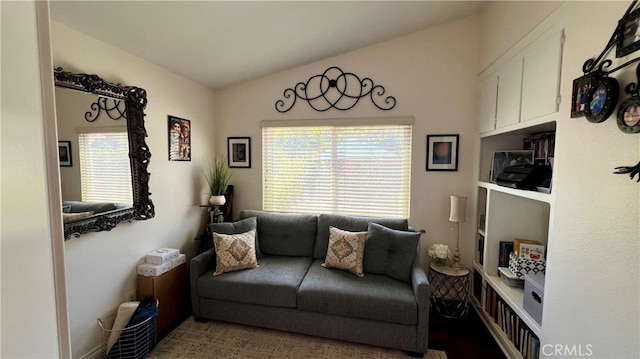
[78,129,132,204]
[262,118,412,218]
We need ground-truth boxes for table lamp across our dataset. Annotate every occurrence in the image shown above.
[449,195,467,268]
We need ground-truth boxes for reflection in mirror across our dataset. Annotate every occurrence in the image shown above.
[54,68,154,239]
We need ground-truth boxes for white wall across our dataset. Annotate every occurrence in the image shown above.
[51,22,217,357]
[1,1,61,357]
[215,15,481,269]
[480,2,640,357]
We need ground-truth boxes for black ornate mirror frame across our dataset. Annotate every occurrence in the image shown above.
[53,67,154,239]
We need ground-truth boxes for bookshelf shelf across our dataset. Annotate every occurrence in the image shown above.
[471,298,524,359]
[485,274,542,336]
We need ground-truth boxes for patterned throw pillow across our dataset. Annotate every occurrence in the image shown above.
[212,229,258,276]
[322,226,368,277]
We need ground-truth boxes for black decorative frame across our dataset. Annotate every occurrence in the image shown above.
[585,75,620,123]
[275,66,396,112]
[227,137,251,168]
[617,63,640,133]
[53,67,154,239]
[426,134,459,171]
[617,7,640,57]
[58,141,72,167]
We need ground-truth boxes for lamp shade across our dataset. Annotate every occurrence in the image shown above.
[449,195,467,223]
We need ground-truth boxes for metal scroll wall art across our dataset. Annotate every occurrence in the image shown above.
[275,66,396,113]
[85,97,127,122]
[569,1,640,181]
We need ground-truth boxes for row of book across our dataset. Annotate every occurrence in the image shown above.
[523,131,555,166]
[485,285,540,359]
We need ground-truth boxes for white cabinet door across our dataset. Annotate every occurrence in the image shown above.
[496,56,524,128]
[521,28,564,121]
[478,75,498,133]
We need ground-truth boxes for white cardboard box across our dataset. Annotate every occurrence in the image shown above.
[137,262,172,277]
[146,248,179,265]
[171,254,186,268]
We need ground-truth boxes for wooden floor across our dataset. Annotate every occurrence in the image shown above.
[428,306,506,359]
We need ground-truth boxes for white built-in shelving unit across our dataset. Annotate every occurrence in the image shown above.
[471,9,565,359]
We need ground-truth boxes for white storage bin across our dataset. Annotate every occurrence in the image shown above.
[523,273,545,325]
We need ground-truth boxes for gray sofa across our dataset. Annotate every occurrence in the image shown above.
[190,210,430,356]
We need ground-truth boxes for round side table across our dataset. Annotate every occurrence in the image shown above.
[428,262,470,318]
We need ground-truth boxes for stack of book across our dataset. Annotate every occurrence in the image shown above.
[485,285,541,359]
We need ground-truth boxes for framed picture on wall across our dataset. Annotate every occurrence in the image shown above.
[58,141,72,167]
[426,134,459,171]
[617,8,640,57]
[228,137,251,168]
[571,73,593,118]
[168,115,191,161]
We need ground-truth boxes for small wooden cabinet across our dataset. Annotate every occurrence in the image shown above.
[137,262,190,338]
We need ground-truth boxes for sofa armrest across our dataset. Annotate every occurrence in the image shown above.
[190,247,216,317]
[411,262,430,353]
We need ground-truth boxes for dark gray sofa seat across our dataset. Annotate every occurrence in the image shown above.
[298,260,417,325]
[191,210,430,355]
[197,256,313,308]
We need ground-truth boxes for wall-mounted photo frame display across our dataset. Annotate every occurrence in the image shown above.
[228,137,251,168]
[168,115,191,161]
[571,73,594,118]
[426,134,459,171]
[616,96,640,133]
[585,76,619,123]
[58,141,72,167]
[490,150,534,183]
[617,8,640,58]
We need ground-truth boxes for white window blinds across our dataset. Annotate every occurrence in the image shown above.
[78,128,132,204]
[262,119,412,218]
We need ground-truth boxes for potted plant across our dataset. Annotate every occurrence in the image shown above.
[203,156,232,206]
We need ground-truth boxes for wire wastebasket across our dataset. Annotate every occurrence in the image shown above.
[98,300,158,359]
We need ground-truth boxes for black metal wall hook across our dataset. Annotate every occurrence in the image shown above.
[275,66,396,113]
[614,161,640,182]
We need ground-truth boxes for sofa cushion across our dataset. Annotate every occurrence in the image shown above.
[239,210,317,257]
[63,200,117,214]
[208,217,262,258]
[363,223,420,282]
[62,211,93,223]
[298,260,417,325]
[197,256,313,308]
[322,226,367,277]
[212,230,259,276]
[314,213,409,259]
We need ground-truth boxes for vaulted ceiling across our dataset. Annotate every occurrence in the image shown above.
[50,1,486,90]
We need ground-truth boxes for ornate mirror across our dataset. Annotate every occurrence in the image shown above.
[54,67,154,239]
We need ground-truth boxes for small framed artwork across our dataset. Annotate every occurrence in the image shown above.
[616,96,640,134]
[585,76,619,123]
[426,134,459,171]
[228,137,251,168]
[571,73,593,118]
[490,150,534,183]
[168,115,191,161]
[58,141,72,167]
[617,8,640,58]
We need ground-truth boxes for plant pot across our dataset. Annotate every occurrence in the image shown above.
[209,195,226,206]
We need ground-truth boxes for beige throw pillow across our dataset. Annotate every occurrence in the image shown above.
[212,229,258,276]
[322,226,367,277]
